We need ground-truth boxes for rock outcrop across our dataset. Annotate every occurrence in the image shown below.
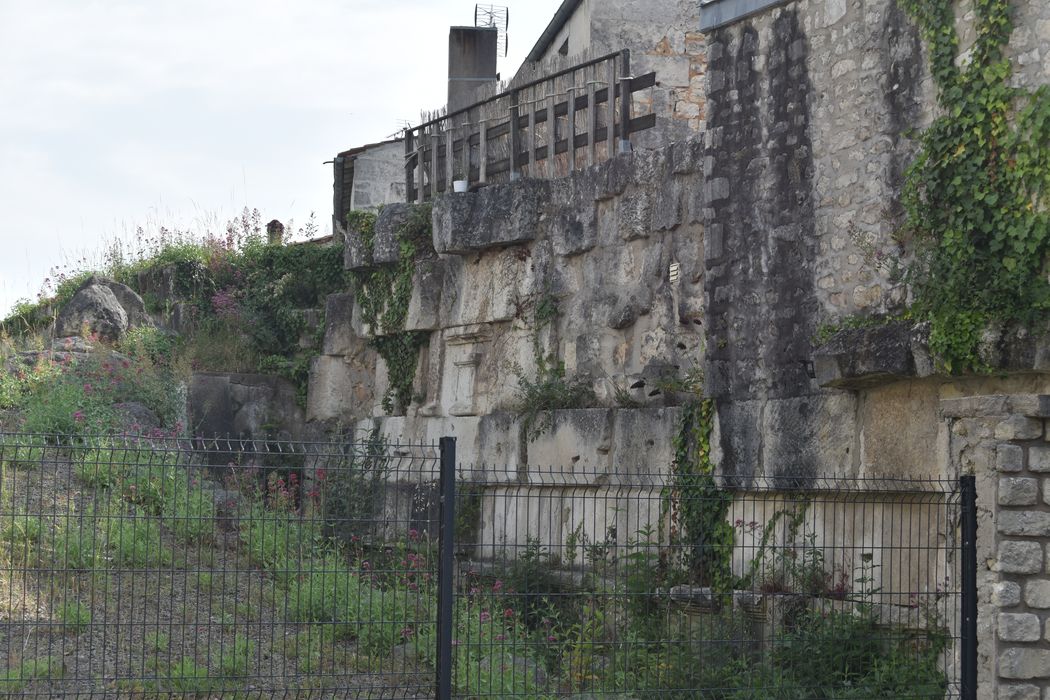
[55,276,153,341]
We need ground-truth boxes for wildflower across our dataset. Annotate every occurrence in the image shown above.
[479,611,491,623]
[492,579,503,592]
[504,608,514,619]
[408,528,419,541]
[73,410,85,422]
[315,469,327,481]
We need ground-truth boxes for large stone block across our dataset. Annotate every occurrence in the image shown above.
[610,407,680,483]
[189,372,305,445]
[525,409,615,483]
[996,416,1045,441]
[432,179,550,254]
[1025,580,1050,609]
[813,321,932,389]
[550,177,598,257]
[306,355,376,424]
[998,683,1040,700]
[1030,446,1050,472]
[372,203,421,265]
[999,648,1050,679]
[993,581,1022,607]
[322,293,356,356]
[999,613,1042,642]
[996,541,1043,574]
[404,259,445,331]
[995,510,1050,537]
[1000,478,1040,506]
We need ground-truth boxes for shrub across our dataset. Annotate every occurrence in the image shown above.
[0,435,48,471]
[1,514,43,565]
[162,476,216,542]
[0,656,60,693]
[56,599,92,632]
[99,504,172,568]
[239,504,325,585]
[164,657,216,694]
[218,636,255,678]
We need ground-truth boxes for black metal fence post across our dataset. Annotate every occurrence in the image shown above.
[960,474,978,700]
[436,437,457,700]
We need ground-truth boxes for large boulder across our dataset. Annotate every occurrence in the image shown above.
[54,276,153,341]
[55,284,128,341]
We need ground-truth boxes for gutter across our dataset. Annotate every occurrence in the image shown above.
[524,0,584,63]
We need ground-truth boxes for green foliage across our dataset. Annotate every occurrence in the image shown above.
[218,636,255,678]
[164,657,217,694]
[163,476,216,543]
[239,503,326,586]
[672,389,734,592]
[101,504,172,567]
[514,354,596,441]
[372,332,431,414]
[349,206,434,415]
[0,657,61,693]
[1,435,49,470]
[1,514,43,565]
[9,346,181,435]
[56,599,92,633]
[899,0,1050,372]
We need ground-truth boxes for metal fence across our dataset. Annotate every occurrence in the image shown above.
[0,432,975,698]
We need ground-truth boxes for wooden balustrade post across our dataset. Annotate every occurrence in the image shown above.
[586,79,597,167]
[567,85,577,173]
[445,122,455,192]
[430,123,440,196]
[619,50,633,154]
[509,90,521,182]
[405,129,415,203]
[478,119,488,185]
[606,57,617,160]
[527,97,536,175]
[547,91,557,179]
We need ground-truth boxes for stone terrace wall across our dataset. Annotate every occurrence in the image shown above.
[312,140,707,479]
[701,0,1050,479]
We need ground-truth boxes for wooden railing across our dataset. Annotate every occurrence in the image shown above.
[405,50,657,202]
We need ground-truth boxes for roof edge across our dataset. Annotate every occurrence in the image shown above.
[524,0,584,64]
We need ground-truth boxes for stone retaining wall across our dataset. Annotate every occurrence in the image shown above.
[943,395,1050,699]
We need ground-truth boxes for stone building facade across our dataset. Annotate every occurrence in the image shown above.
[517,0,708,141]
[302,2,1050,695]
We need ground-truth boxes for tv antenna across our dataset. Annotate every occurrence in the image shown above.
[475,4,509,58]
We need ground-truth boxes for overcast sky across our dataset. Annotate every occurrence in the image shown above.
[0,0,559,317]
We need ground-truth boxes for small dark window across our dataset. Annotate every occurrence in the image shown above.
[558,37,569,56]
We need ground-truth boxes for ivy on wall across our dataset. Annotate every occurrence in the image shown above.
[669,371,735,593]
[900,0,1050,371]
[347,207,433,415]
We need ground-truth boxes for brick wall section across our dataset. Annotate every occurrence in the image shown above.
[943,395,1050,699]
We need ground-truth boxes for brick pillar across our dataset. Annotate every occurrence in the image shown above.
[942,395,1050,700]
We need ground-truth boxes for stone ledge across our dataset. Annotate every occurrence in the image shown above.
[814,321,1050,391]
[812,321,933,389]
[432,179,550,255]
[345,203,421,271]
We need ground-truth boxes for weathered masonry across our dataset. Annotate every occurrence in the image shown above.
[306,2,1050,696]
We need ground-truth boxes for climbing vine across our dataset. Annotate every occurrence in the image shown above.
[668,370,735,594]
[348,207,433,414]
[899,0,1050,371]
